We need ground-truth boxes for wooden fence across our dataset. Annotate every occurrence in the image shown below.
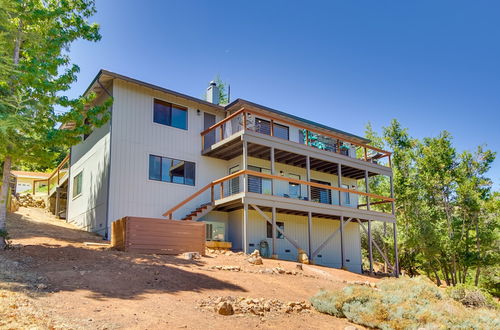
[111,217,205,255]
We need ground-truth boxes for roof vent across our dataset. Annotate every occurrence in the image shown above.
[206,80,220,105]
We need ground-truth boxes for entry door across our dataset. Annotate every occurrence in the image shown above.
[204,113,216,150]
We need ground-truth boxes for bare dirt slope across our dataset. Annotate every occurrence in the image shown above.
[1,207,376,329]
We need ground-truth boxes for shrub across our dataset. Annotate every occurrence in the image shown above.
[311,277,500,330]
[447,284,499,309]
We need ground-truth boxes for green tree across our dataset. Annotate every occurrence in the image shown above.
[214,75,229,104]
[0,0,108,248]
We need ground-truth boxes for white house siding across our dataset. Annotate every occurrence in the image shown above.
[106,80,227,235]
[225,209,362,273]
[67,120,111,235]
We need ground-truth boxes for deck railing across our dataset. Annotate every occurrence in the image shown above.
[163,169,394,219]
[32,155,70,196]
[201,108,392,167]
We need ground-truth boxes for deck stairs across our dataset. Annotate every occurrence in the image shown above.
[181,202,214,221]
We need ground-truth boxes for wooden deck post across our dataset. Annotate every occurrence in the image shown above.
[270,147,275,195]
[390,175,395,215]
[272,206,277,258]
[393,222,399,277]
[337,163,343,205]
[243,202,249,254]
[364,170,370,210]
[306,155,311,200]
[55,187,61,219]
[307,211,312,260]
[243,140,248,193]
[340,215,345,268]
[368,219,373,275]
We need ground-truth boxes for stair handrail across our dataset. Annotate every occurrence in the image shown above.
[162,169,245,219]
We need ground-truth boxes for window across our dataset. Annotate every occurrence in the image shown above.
[273,123,289,140]
[149,155,195,186]
[248,166,271,194]
[73,171,83,198]
[342,184,351,204]
[311,179,331,204]
[153,99,188,130]
[288,174,301,199]
[267,221,284,239]
[255,118,271,135]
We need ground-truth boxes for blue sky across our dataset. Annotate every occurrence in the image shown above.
[68,1,499,188]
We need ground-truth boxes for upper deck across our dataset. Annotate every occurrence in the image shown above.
[201,104,393,178]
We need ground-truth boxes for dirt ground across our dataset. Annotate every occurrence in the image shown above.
[0,207,377,329]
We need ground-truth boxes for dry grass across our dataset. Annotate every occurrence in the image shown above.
[310,276,500,330]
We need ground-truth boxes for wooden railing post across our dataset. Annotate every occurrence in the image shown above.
[211,185,214,204]
[243,111,247,132]
[364,147,367,161]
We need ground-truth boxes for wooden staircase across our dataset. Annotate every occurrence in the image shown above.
[181,203,214,221]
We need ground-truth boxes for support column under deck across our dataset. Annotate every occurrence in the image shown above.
[368,220,373,275]
[393,222,399,277]
[307,211,312,259]
[272,206,277,258]
[340,215,345,268]
[243,202,248,254]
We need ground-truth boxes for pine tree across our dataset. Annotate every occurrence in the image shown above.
[0,0,109,248]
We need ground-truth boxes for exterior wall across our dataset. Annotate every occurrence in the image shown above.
[67,90,112,236]
[107,80,227,235]
[66,121,111,235]
[219,208,362,273]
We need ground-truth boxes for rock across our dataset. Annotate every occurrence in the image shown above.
[250,249,260,257]
[247,256,263,265]
[296,264,303,271]
[182,252,201,260]
[37,283,48,289]
[344,326,358,330]
[217,301,234,315]
[297,249,309,264]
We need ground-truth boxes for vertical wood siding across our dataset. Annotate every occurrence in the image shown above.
[107,81,228,234]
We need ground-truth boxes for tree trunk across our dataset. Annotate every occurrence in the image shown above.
[474,217,481,286]
[0,156,12,249]
[433,269,442,286]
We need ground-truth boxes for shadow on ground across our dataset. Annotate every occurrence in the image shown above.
[1,210,246,300]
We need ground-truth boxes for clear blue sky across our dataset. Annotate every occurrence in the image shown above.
[68,0,500,188]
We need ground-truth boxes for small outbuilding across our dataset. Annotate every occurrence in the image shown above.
[10,171,50,194]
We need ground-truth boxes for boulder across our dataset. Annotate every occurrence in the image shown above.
[217,301,234,316]
[247,256,263,265]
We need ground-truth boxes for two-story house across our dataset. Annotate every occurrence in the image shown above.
[66,70,398,274]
